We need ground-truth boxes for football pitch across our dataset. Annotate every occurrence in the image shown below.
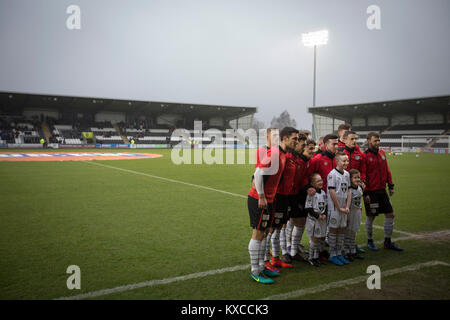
[0,149,449,300]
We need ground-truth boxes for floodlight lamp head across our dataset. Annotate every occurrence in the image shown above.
[302,30,329,47]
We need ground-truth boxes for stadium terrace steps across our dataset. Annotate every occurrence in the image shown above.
[425,129,450,148]
[41,122,52,143]
[114,124,129,144]
[380,125,395,134]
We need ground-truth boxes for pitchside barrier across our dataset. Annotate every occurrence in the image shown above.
[135,144,169,149]
[373,146,448,154]
[172,144,249,149]
[7,143,43,149]
[96,144,134,149]
[0,143,170,149]
[390,147,449,154]
[1,143,447,153]
[59,144,96,149]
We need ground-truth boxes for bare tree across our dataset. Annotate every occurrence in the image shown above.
[270,110,297,129]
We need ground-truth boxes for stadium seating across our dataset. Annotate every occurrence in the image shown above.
[0,113,248,147]
[0,117,43,144]
[353,124,450,149]
[52,124,83,144]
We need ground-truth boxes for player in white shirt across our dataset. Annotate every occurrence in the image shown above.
[305,173,328,267]
[326,152,352,266]
[344,169,365,261]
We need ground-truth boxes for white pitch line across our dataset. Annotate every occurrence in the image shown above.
[358,229,450,248]
[84,161,247,199]
[261,260,450,300]
[54,229,449,300]
[372,224,417,237]
[54,264,250,300]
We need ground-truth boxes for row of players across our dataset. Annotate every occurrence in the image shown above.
[247,125,403,284]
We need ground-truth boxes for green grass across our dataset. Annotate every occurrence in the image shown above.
[0,149,449,299]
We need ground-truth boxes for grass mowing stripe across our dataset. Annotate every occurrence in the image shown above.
[84,161,247,199]
[261,260,450,300]
[85,161,417,236]
[54,229,448,300]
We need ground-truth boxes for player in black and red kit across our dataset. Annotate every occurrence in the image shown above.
[363,132,403,252]
[254,128,277,169]
[270,133,307,267]
[337,124,351,149]
[252,128,280,274]
[337,131,366,185]
[247,127,299,284]
[309,134,339,191]
[314,136,325,156]
[337,123,363,153]
[287,138,317,260]
[266,129,302,269]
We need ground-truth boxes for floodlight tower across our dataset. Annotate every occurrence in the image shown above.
[302,30,328,107]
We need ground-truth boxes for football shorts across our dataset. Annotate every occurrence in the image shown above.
[248,196,273,231]
[364,190,394,216]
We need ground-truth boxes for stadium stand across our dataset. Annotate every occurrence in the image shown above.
[0,91,256,147]
[309,95,450,151]
[353,125,450,148]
